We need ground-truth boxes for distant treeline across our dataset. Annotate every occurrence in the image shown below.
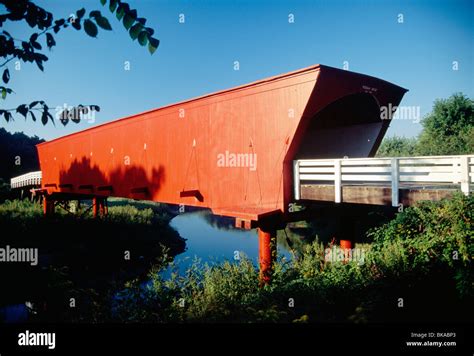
[0,128,44,182]
[377,93,473,157]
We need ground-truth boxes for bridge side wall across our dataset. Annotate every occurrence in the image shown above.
[37,70,319,217]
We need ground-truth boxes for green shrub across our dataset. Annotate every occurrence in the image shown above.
[368,193,473,296]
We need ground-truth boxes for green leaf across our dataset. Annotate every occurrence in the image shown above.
[16,104,28,118]
[35,59,44,71]
[29,101,40,109]
[54,19,66,27]
[109,0,118,13]
[72,20,81,30]
[95,16,112,30]
[148,37,160,55]
[90,10,101,18]
[30,33,41,50]
[100,0,107,5]
[76,8,86,19]
[129,23,143,40]
[116,6,125,21]
[138,31,148,46]
[46,33,56,49]
[123,13,135,30]
[2,69,9,84]
[145,27,154,36]
[31,41,42,50]
[84,19,98,37]
[41,110,48,125]
[3,111,12,122]
[1,88,6,99]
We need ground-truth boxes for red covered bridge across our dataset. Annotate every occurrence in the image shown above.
[33,64,412,282]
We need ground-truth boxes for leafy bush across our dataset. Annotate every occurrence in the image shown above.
[368,193,473,296]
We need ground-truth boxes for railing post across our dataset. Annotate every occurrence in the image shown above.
[391,158,399,207]
[293,160,300,200]
[334,159,341,203]
[460,155,470,195]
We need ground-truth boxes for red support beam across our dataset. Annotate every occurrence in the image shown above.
[92,197,98,218]
[258,228,275,286]
[92,197,107,218]
[99,199,105,216]
[43,197,54,216]
[340,239,352,262]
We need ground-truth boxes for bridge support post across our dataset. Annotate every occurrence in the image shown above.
[43,197,55,216]
[340,239,353,262]
[338,205,355,262]
[93,197,107,218]
[92,197,98,218]
[258,228,276,286]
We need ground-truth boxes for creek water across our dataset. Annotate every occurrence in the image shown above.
[164,210,292,274]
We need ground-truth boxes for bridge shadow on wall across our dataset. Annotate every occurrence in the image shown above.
[58,156,165,200]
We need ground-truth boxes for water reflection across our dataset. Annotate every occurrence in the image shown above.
[169,210,293,273]
[0,303,28,323]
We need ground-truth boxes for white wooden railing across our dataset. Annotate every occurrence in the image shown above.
[293,155,474,206]
[10,171,42,189]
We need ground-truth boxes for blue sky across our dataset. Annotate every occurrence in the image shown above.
[1,0,473,140]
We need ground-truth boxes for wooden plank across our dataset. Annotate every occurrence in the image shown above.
[399,174,454,182]
[460,155,470,195]
[300,185,335,201]
[399,189,454,206]
[293,160,300,200]
[343,186,392,205]
[300,174,393,182]
[334,159,341,203]
[300,184,457,206]
[398,158,456,165]
[300,167,336,173]
[399,166,459,173]
[300,184,392,205]
[342,167,391,173]
[391,158,399,207]
[342,174,391,181]
[299,172,458,182]
[298,160,335,166]
[341,159,391,166]
[300,174,335,181]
